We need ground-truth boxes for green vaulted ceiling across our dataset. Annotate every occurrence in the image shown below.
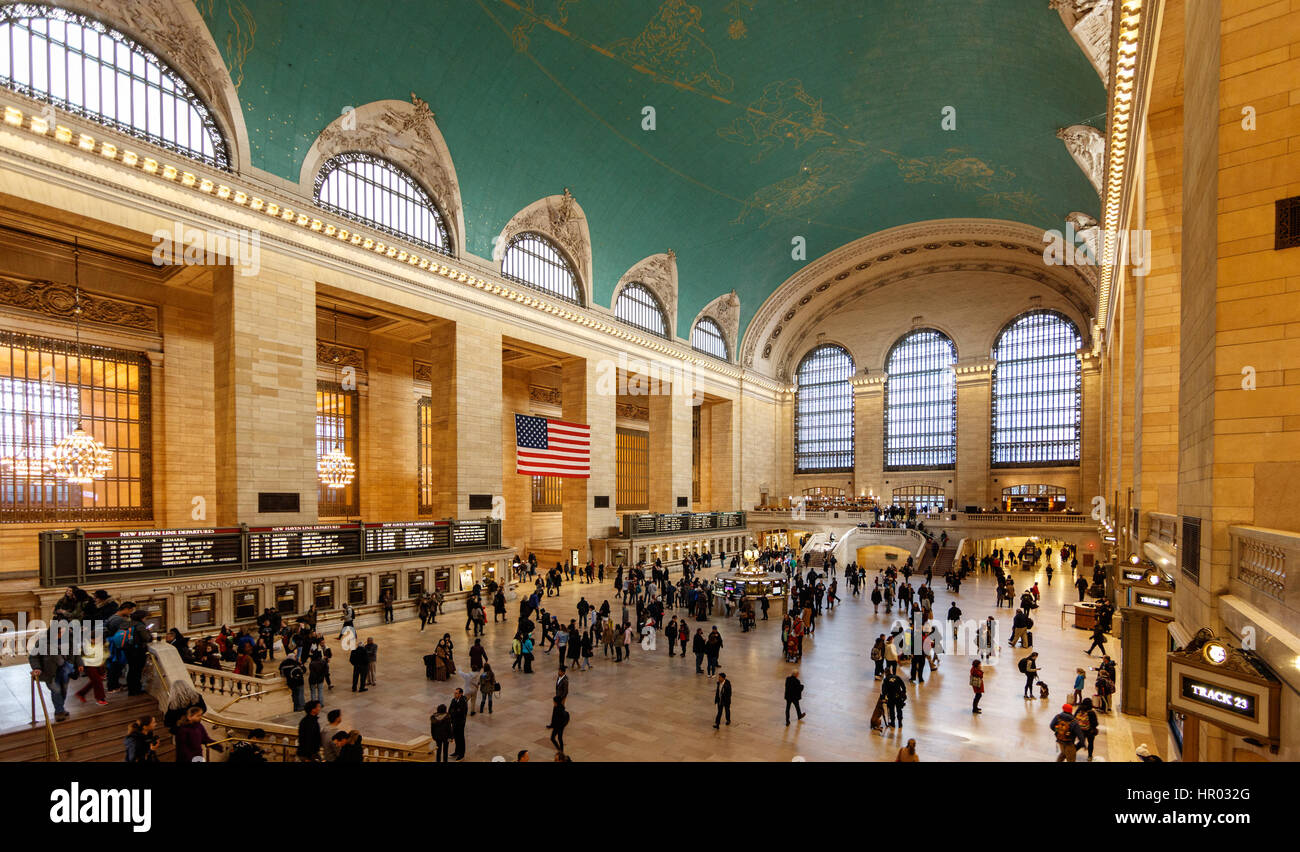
[198,0,1105,340]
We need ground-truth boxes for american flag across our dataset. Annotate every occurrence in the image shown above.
[515,414,590,478]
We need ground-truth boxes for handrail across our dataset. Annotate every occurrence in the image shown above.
[203,736,429,763]
[30,674,61,762]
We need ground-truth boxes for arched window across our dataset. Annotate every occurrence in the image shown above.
[314,153,451,255]
[614,283,668,338]
[991,310,1082,466]
[501,232,581,305]
[0,4,229,168]
[794,344,854,473]
[691,317,728,360]
[884,329,956,470]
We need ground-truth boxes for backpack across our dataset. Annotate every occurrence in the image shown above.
[870,645,883,661]
[1017,657,1029,674]
[1052,716,1074,742]
[284,663,305,688]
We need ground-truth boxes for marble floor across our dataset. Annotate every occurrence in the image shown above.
[252,555,1164,762]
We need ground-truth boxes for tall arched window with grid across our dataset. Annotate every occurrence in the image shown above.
[614,283,668,338]
[314,153,452,255]
[991,310,1082,466]
[884,329,957,470]
[691,317,728,360]
[501,232,582,305]
[794,344,854,473]
[0,3,230,168]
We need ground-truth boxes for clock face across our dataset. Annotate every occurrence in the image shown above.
[1147,573,1161,586]
[1203,643,1228,665]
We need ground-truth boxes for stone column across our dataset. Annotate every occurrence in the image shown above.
[955,361,993,510]
[852,376,885,502]
[500,367,533,553]
[709,399,735,510]
[363,340,416,521]
[1080,357,1103,512]
[211,262,318,525]
[561,357,616,561]
[428,319,503,520]
[648,389,693,513]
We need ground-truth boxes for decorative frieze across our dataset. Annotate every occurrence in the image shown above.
[316,341,365,369]
[0,274,159,332]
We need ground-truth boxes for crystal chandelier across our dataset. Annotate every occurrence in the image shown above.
[50,428,113,484]
[318,446,356,489]
[317,304,355,489]
[51,242,113,485]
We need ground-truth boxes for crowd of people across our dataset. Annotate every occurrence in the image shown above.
[26,528,1130,764]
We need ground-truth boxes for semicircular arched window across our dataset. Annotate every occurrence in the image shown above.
[991,310,1082,466]
[0,3,229,168]
[314,152,452,255]
[794,344,855,473]
[614,282,668,338]
[501,232,581,305]
[691,317,728,360]
[884,329,957,470]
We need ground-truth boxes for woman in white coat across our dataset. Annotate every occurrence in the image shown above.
[640,618,657,652]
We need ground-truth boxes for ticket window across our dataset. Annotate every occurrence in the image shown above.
[187,593,216,631]
[379,574,397,603]
[458,564,475,591]
[136,599,168,636]
[275,584,299,617]
[347,577,367,606]
[233,588,260,622]
[408,570,426,599]
[434,567,451,594]
[482,562,497,582]
[313,581,335,611]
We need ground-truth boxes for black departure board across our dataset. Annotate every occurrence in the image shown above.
[622,512,746,537]
[83,527,243,576]
[451,522,489,548]
[363,521,451,555]
[247,524,363,564]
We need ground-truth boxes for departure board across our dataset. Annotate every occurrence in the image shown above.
[363,521,451,556]
[83,528,243,576]
[452,522,490,547]
[247,524,363,564]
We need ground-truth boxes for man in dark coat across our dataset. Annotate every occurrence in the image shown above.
[296,700,322,761]
[713,672,732,728]
[448,688,469,760]
[547,696,569,752]
[784,670,806,725]
[555,667,569,705]
[882,671,907,728]
[692,629,707,673]
[349,643,369,692]
[1075,574,1089,601]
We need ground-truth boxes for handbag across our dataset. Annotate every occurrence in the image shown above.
[493,682,501,692]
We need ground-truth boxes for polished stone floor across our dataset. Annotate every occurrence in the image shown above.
[253,554,1165,762]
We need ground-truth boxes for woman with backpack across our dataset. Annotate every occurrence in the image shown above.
[1019,652,1040,699]
[1074,698,1100,760]
[871,635,886,679]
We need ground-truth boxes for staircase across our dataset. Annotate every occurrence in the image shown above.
[916,540,957,577]
[0,693,174,763]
